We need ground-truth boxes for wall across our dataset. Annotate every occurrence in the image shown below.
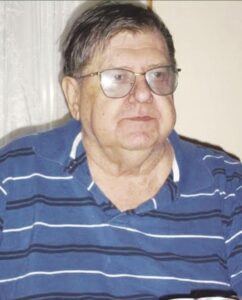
[153,1,242,160]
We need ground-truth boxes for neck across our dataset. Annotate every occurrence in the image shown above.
[83,135,173,178]
[82,134,174,211]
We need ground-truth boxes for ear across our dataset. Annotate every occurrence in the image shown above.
[62,76,81,120]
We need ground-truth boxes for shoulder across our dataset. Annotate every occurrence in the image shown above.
[170,131,242,195]
[0,133,37,177]
[184,137,241,180]
[0,119,81,179]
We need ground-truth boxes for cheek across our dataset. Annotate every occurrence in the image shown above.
[169,98,177,123]
[157,97,176,128]
[78,85,98,133]
[80,91,119,140]
[92,101,117,133]
[165,98,176,120]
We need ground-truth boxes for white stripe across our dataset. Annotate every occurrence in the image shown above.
[224,160,241,165]
[236,185,242,191]
[180,189,225,198]
[3,222,109,233]
[2,173,73,184]
[202,154,241,165]
[0,186,7,195]
[0,269,230,286]
[70,132,82,159]
[231,268,242,279]
[223,193,235,199]
[3,221,224,241]
[203,155,224,161]
[87,180,95,191]
[110,224,224,240]
[225,230,242,244]
[172,155,180,182]
[152,198,157,210]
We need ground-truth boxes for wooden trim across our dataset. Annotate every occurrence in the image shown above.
[147,0,153,10]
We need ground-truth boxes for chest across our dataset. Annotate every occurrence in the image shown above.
[0,180,231,298]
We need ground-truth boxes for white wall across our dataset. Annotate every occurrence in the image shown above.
[154,1,242,160]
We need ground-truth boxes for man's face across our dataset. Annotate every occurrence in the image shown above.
[70,30,176,153]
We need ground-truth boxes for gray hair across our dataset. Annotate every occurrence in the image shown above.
[61,0,176,78]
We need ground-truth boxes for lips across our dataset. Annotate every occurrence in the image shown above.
[126,116,154,122]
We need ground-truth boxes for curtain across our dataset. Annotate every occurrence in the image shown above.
[0,1,83,146]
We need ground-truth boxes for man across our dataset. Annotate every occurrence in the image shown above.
[0,1,241,298]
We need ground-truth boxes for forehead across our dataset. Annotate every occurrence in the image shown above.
[87,30,170,70]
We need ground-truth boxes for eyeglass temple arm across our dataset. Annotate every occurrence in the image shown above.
[75,72,99,79]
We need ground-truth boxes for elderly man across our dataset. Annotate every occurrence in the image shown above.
[0,1,241,298]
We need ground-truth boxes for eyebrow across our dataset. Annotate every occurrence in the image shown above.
[102,63,171,70]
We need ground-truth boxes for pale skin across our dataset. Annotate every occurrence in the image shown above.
[62,30,176,212]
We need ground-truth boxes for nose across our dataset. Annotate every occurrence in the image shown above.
[129,75,153,104]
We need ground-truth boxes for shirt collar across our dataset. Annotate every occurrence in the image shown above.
[66,122,214,195]
[168,131,214,194]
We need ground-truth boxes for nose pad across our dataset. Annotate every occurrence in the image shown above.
[130,75,153,103]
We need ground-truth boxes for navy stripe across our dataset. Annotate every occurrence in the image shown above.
[229,244,242,258]
[100,202,115,212]
[167,180,178,201]
[141,209,229,223]
[16,292,156,300]
[0,217,3,231]
[0,244,227,268]
[65,153,87,174]
[0,147,35,164]
[224,206,242,226]
[6,195,117,212]
[164,174,178,201]
[6,195,96,210]
[212,168,242,181]
[7,195,241,226]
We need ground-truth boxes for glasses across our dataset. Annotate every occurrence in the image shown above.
[76,66,181,98]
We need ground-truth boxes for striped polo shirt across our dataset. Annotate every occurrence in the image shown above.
[0,119,242,299]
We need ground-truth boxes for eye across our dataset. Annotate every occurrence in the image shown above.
[152,70,168,80]
[102,69,132,84]
[150,69,168,80]
[114,73,125,81]
[111,70,130,83]
[154,71,164,78]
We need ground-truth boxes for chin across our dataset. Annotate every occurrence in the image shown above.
[120,134,158,151]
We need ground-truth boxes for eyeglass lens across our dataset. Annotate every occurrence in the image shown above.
[100,67,178,98]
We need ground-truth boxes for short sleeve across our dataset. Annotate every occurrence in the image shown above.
[0,151,8,245]
[224,164,242,296]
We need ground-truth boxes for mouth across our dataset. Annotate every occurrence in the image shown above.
[126,116,155,122]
